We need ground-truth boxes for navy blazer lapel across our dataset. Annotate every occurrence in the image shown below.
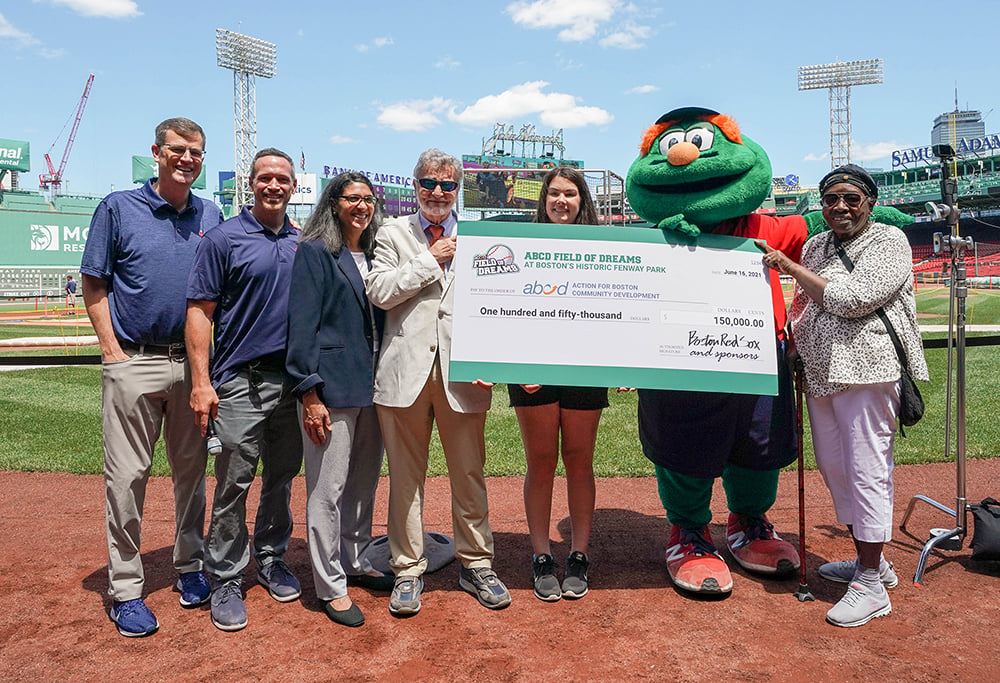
[335,248,368,312]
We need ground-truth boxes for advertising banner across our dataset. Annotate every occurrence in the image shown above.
[450,222,778,396]
[0,138,31,172]
[289,173,317,205]
[131,155,207,189]
[0,209,93,267]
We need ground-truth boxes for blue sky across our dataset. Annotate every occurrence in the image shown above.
[2,0,998,200]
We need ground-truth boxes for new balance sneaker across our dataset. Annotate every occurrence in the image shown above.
[726,513,801,575]
[826,581,892,627]
[210,580,248,632]
[665,525,733,594]
[561,551,590,599]
[818,559,898,588]
[532,554,561,602]
[109,598,159,638]
[257,559,301,603]
[459,566,512,610]
[389,576,423,617]
[174,570,211,607]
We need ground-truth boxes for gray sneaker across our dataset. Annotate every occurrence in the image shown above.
[561,551,589,599]
[210,580,248,632]
[389,576,423,617]
[532,554,561,602]
[826,581,892,627]
[818,559,898,588]
[257,559,301,602]
[459,566,511,610]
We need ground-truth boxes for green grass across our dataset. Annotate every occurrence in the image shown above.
[2,343,998,476]
[914,287,1000,326]
[0,321,93,341]
[1,291,997,476]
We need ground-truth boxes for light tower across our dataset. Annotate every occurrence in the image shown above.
[216,28,276,209]
[798,58,883,168]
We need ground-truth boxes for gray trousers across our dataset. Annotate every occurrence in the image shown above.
[302,404,384,600]
[102,351,207,601]
[205,368,303,585]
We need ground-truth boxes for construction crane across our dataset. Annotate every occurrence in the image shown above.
[39,73,95,193]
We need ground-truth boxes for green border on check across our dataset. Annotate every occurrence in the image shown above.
[449,361,778,396]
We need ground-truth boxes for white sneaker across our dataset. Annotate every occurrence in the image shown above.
[818,559,898,588]
[826,581,892,627]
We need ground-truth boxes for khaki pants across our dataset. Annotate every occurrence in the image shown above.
[378,358,493,577]
[102,350,207,601]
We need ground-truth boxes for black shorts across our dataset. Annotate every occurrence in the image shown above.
[507,384,609,410]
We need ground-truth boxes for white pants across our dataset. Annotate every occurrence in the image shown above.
[807,381,900,543]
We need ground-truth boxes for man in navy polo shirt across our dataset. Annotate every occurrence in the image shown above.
[185,148,303,632]
[81,117,224,638]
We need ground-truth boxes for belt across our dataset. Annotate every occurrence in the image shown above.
[121,342,187,358]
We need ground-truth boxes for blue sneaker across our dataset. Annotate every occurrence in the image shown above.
[257,559,301,602]
[109,598,159,637]
[174,571,211,607]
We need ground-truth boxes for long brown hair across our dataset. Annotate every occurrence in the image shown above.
[534,166,599,225]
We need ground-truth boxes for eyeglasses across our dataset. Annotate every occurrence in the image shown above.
[159,144,205,160]
[821,192,865,208]
[416,178,459,192]
[338,195,377,206]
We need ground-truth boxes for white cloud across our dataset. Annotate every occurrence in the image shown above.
[0,13,40,46]
[40,0,141,18]
[449,81,612,129]
[507,0,620,41]
[803,152,829,162]
[329,135,358,144]
[599,22,650,49]
[851,140,908,162]
[356,36,394,52]
[435,56,460,70]
[625,84,658,95]
[377,97,454,132]
[38,47,66,59]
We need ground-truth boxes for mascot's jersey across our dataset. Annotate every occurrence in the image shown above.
[712,213,807,338]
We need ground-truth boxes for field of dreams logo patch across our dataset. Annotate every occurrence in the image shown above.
[472,244,520,276]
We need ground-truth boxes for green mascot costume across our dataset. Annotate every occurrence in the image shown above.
[626,106,911,595]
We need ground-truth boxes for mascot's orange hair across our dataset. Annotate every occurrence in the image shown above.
[639,113,742,156]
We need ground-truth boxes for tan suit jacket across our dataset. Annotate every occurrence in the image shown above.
[365,213,491,414]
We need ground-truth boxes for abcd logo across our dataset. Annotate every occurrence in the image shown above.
[30,225,59,251]
[522,280,568,295]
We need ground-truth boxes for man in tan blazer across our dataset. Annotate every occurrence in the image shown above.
[365,149,510,616]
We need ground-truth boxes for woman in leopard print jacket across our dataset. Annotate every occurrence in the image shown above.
[759,164,927,629]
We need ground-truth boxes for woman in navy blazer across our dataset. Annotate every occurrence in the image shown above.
[286,172,387,627]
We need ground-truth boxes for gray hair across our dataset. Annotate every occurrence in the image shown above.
[154,117,205,146]
[251,147,296,182]
[300,172,382,258]
[414,148,462,182]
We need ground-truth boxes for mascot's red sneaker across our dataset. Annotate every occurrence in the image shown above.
[726,513,800,575]
[665,525,733,594]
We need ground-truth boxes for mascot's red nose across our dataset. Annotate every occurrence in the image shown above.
[667,141,700,166]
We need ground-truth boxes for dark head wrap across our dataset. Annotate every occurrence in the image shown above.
[819,163,878,200]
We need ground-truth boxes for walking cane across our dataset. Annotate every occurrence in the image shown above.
[791,348,815,602]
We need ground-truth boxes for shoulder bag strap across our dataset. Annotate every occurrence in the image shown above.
[831,238,911,374]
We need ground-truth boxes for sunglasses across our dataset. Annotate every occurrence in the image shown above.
[821,192,865,208]
[416,178,459,192]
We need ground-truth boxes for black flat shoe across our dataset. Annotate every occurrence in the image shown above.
[322,600,365,627]
[346,573,396,592]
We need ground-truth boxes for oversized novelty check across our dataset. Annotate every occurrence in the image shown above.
[449,222,778,396]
